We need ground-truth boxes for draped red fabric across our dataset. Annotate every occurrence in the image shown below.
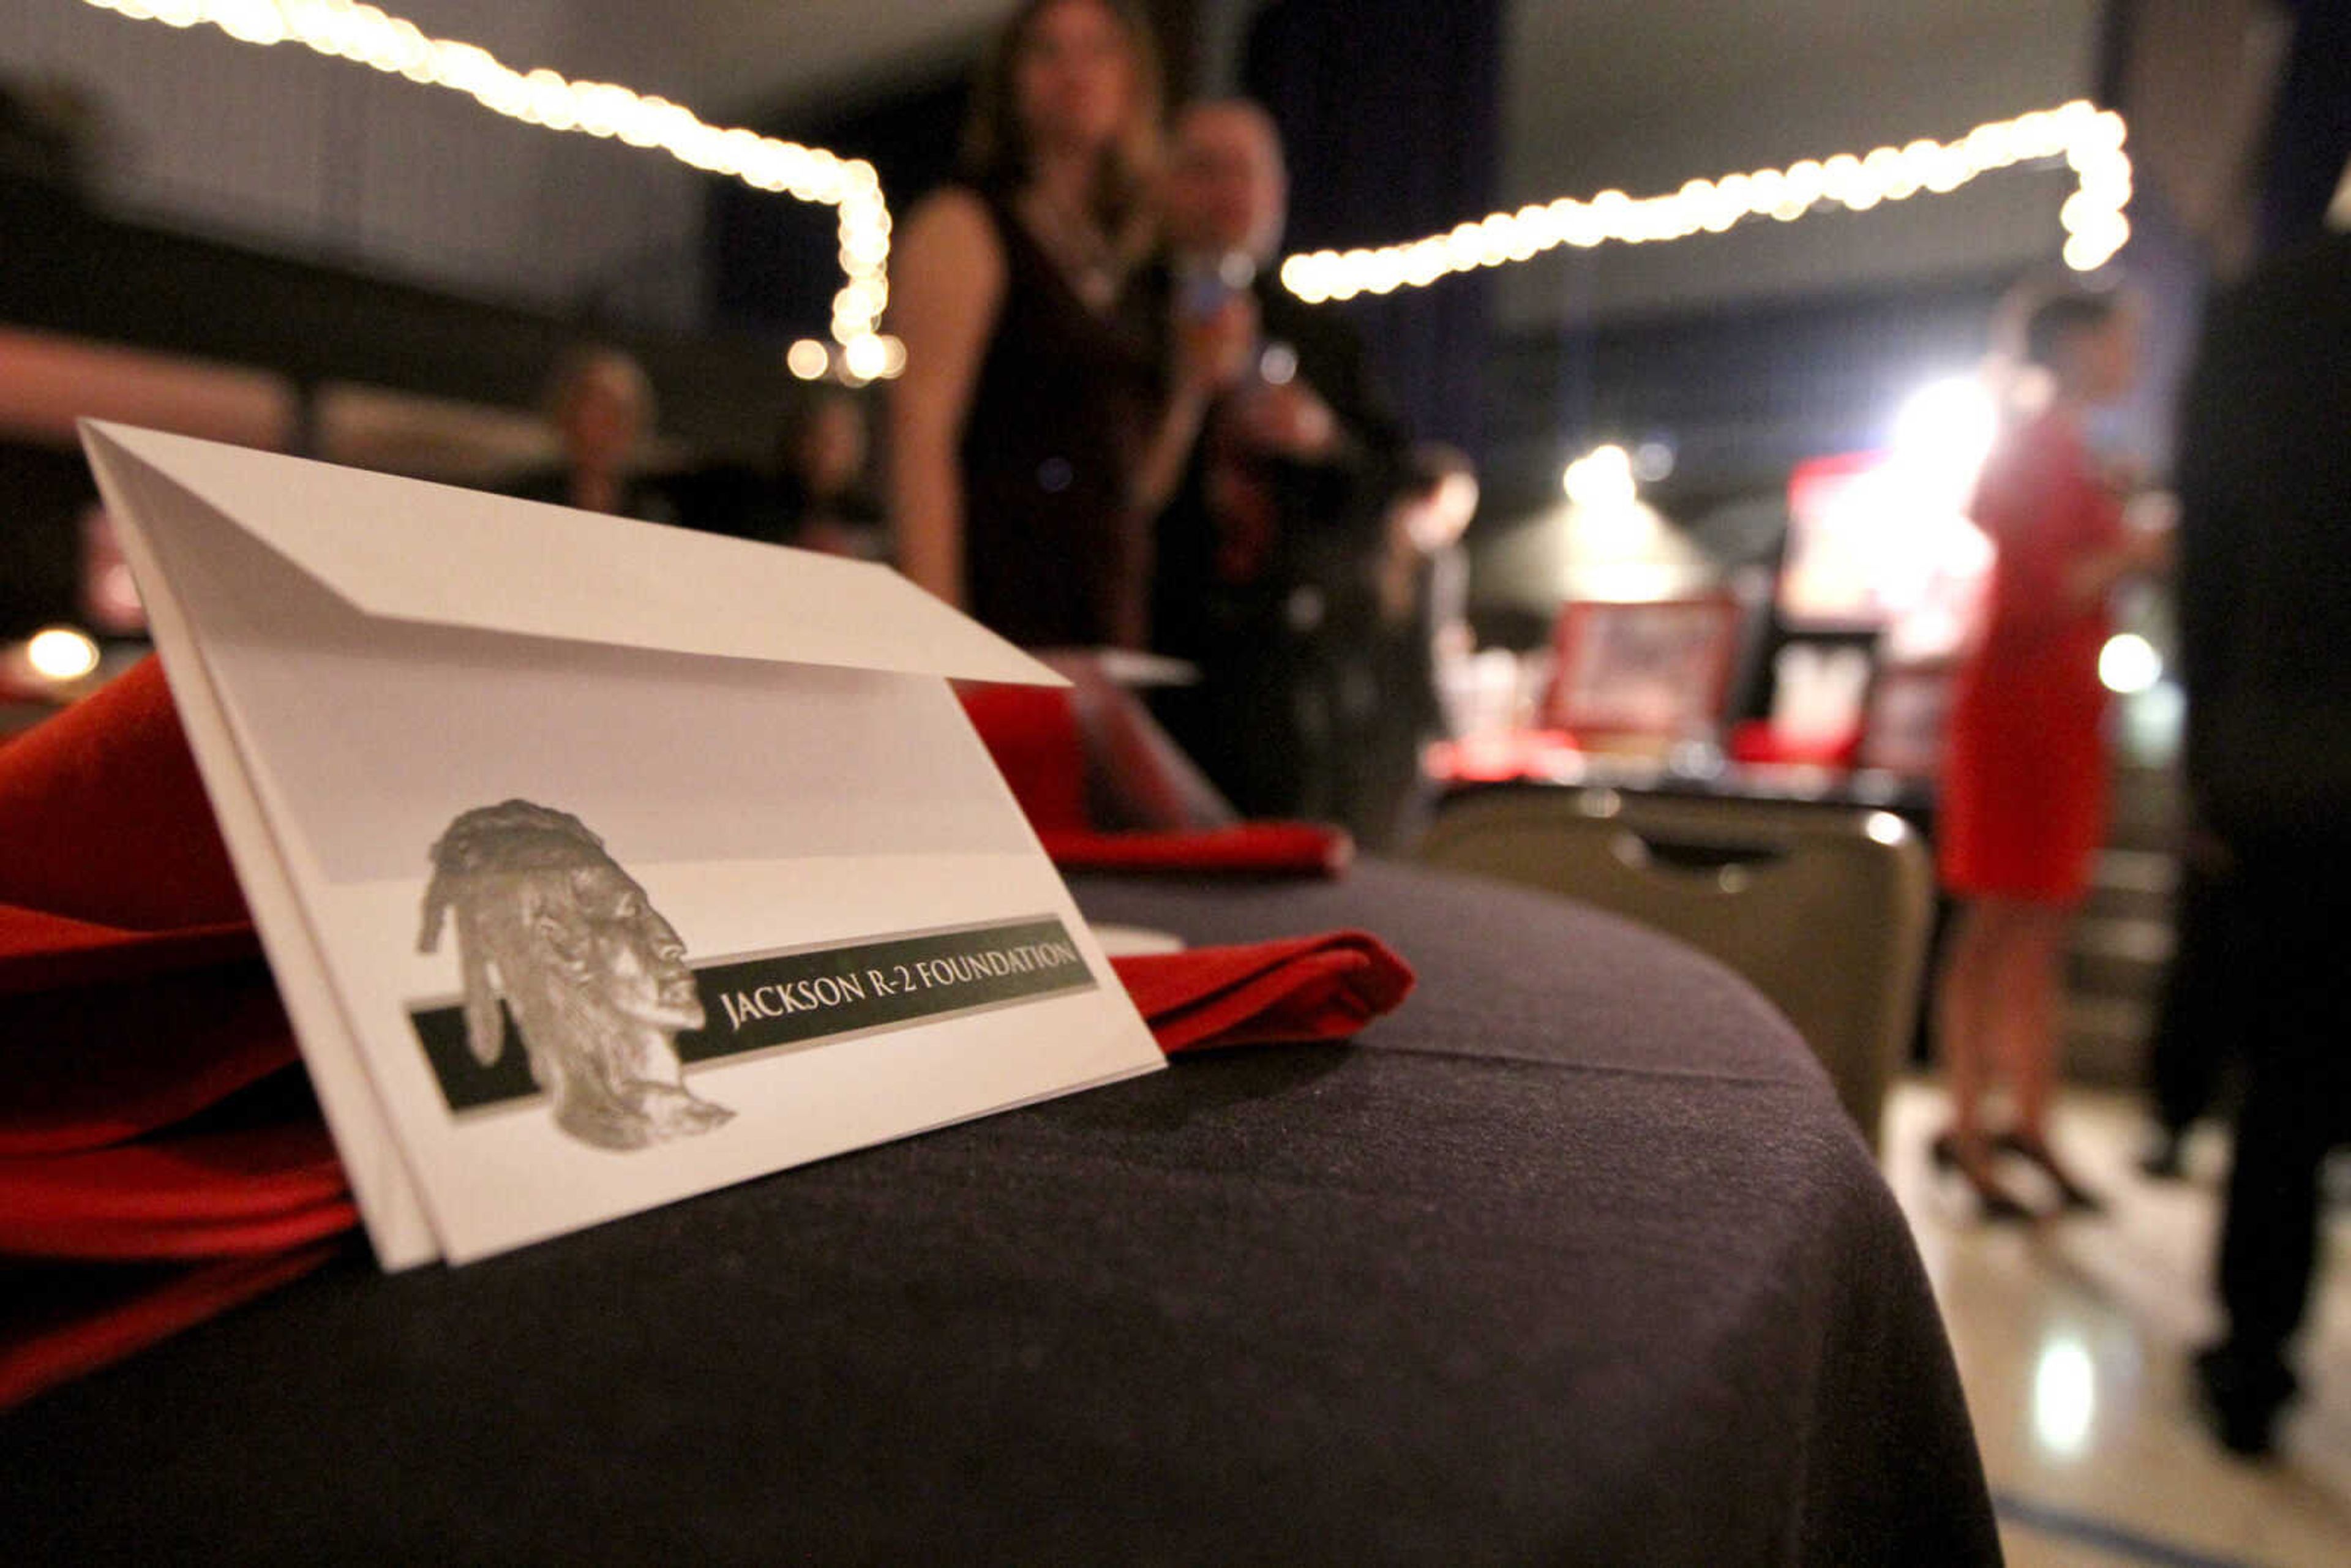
[0,1245,345,1412]
[0,658,246,929]
[1037,822,1352,876]
[953,681,1091,831]
[1112,931,1414,1054]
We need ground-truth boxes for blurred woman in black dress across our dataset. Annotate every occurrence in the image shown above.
[887,0,1247,650]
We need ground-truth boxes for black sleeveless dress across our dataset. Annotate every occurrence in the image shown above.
[958,189,1161,649]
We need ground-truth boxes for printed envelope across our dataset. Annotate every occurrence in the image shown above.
[80,421,1165,1268]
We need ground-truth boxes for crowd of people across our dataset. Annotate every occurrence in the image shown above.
[506,0,2349,1467]
[886,0,1461,846]
[520,0,1465,850]
[1928,239,2350,1460]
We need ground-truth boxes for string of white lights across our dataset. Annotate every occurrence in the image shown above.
[75,0,902,379]
[1280,100,2132,305]
[77,2,2134,372]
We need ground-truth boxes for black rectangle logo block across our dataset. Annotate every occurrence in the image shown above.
[410,917,1096,1114]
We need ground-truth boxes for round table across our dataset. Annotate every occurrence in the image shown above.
[1,861,1995,1564]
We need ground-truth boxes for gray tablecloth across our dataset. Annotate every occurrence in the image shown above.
[0,860,1997,1566]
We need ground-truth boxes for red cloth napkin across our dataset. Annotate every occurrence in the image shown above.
[0,1122,356,1259]
[0,929,1412,1411]
[0,659,1412,1411]
[1038,822,1353,876]
[2,945,298,1157]
[1727,719,1862,768]
[956,675,1351,872]
[0,932,1412,1410]
[955,682,1092,832]
[1111,931,1414,1054]
[0,907,263,997]
[0,1245,345,1412]
[0,657,247,930]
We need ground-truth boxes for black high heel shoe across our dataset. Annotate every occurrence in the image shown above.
[1993,1130,2105,1213]
[1929,1130,2037,1222]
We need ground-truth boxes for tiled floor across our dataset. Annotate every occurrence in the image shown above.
[1883,1081,2351,1568]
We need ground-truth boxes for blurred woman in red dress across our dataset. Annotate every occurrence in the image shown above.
[1932,288,2171,1218]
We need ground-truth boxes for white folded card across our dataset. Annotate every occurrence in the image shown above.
[80,421,1166,1267]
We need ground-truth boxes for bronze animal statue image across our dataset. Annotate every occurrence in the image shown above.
[418,800,733,1150]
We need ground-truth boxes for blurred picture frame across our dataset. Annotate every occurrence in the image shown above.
[1540,596,1742,740]
[1854,658,1959,778]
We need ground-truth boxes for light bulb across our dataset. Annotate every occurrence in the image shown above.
[786,340,830,381]
[26,626,101,683]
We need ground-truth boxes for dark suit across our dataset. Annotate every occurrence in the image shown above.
[2174,230,2351,1437]
[1146,268,1411,830]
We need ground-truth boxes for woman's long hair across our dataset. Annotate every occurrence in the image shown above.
[958,0,1164,244]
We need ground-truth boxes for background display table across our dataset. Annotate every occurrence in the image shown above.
[1,861,1995,1564]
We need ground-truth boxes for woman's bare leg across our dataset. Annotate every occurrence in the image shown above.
[1980,899,2067,1141]
[1935,901,1998,1145]
[1933,899,2041,1216]
[1984,898,2101,1203]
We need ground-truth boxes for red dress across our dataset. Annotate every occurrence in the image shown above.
[1938,410,2123,904]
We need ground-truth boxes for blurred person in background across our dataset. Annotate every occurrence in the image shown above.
[1930,285,2172,1220]
[1143,97,1409,829]
[2172,208,2351,1458]
[658,387,879,550]
[1360,442,1480,847]
[2135,835,2239,1180]
[771,387,883,558]
[888,0,1240,650]
[509,345,676,525]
